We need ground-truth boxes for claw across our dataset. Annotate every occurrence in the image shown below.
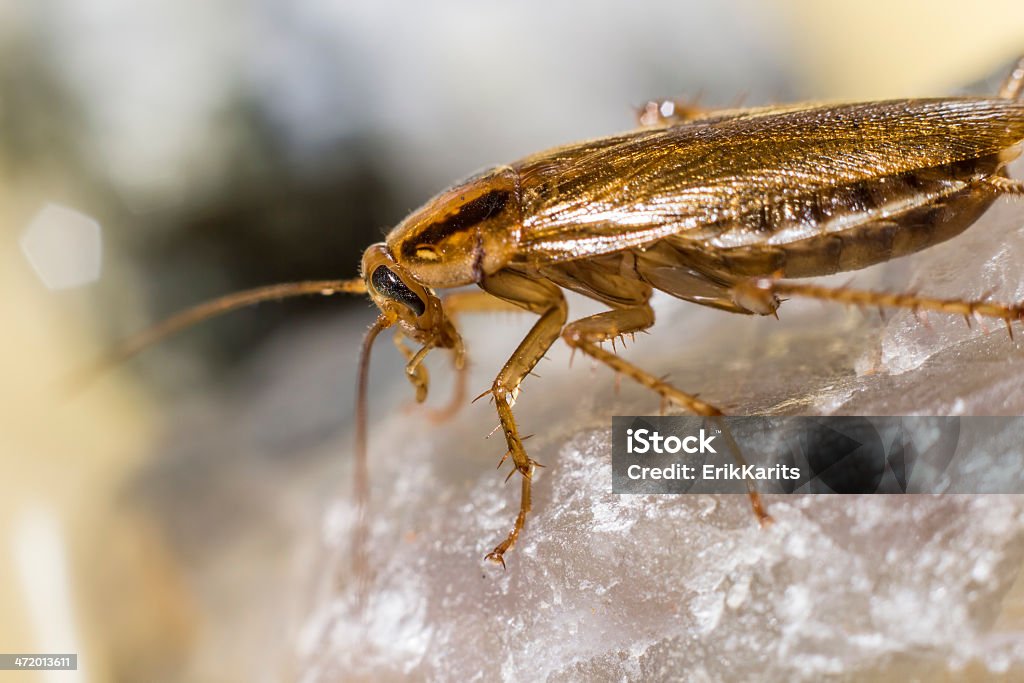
[485,551,507,569]
[748,491,774,527]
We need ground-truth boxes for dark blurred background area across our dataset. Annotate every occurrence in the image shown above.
[2,2,804,383]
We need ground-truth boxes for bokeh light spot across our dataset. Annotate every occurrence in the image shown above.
[19,203,103,290]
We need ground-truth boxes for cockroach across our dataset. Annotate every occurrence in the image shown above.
[98,56,1024,569]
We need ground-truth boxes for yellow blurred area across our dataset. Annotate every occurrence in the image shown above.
[0,203,194,678]
[782,0,1024,98]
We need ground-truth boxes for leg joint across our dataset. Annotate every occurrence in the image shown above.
[560,325,584,347]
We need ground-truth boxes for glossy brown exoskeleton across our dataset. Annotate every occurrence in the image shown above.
[106,57,1024,568]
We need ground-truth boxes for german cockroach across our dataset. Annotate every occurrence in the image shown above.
[98,56,1024,569]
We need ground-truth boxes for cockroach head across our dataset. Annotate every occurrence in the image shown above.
[361,243,456,347]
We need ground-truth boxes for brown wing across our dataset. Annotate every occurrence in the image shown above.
[511,98,1024,264]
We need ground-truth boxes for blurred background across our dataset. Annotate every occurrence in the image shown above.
[3,1,1024,681]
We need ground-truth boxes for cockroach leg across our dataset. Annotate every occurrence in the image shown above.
[1000,55,1024,100]
[636,95,707,127]
[479,271,568,567]
[393,331,432,403]
[561,304,724,416]
[422,290,523,423]
[561,305,774,521]
[736,277,1024,330]
[981,175,1024,195]
[709,417,774,526]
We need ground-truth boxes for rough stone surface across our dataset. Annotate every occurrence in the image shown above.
[284,168,1024,681]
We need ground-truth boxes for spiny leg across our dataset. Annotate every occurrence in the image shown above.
[424,290,525,423]
[983,67,1024,194]
[733,276,1024,335]
[560,304,772,523]
[981,175,1024,195]
[999,55,1024,100]
[561,304,723,416]
[709,416,773,526]
[478,271,567,567]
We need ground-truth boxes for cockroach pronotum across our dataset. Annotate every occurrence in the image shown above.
[94,56,1024,569]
